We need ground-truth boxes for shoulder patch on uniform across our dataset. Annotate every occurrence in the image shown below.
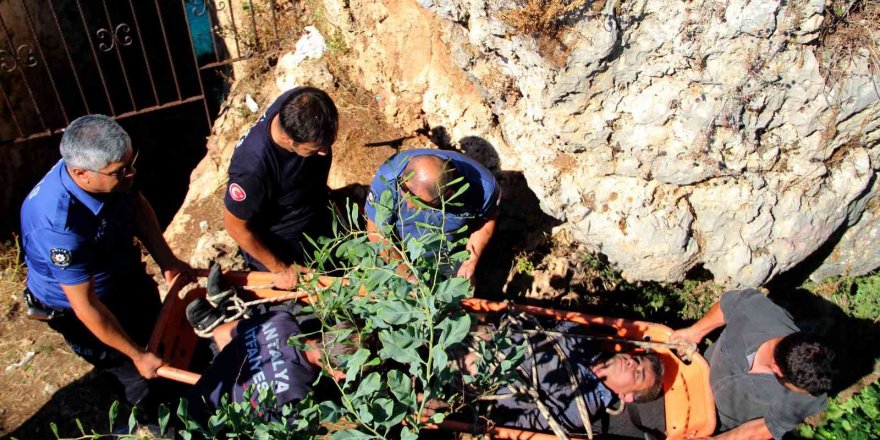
[229,183,247,202]
[50,248,71,268]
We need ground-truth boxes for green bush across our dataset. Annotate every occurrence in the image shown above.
[799,381,880,440]
[50,181,523,440]
[288,184,523,439]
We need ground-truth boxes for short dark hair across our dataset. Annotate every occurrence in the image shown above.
[278,86,338,147]
[633,351,665,403]
[774,332,836,395]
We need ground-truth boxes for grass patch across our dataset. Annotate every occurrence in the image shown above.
[799,381,880,440]
[500,0,599,36]
[816,0,880,97]
[0,236,26,300]
[804,273,880,322]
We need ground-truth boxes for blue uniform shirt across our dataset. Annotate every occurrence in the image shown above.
[20,160,140,309]
[224,89,332,263]
[365,149,499,256]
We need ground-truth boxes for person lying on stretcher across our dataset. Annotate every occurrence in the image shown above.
[185,311,664,435]
[443,317,665,437]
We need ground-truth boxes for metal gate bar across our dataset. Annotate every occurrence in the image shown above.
[178,0,212,130]
[126,0,161,107]
[19,0,68,125]
[0,11,48,133]
[73,0,117,116]
[1,0,288,144]
[47,0,90,114]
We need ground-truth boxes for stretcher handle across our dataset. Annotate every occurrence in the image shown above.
[158,366,201,385]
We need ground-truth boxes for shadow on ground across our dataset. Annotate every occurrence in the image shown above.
[3,370,124,439]
[769,287,880,396]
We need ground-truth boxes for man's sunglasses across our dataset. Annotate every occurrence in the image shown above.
[90,151,139,178]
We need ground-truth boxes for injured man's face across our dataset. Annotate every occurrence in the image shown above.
[591,352,660,403]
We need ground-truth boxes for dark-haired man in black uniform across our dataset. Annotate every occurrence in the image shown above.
[223,87,338,291]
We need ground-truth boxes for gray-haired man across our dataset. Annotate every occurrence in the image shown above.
[20,115,192,405]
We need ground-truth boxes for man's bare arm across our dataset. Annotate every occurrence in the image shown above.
[62,280,164,379]
[223,207,299,290]
[671,299,726,346]
[132,192,192,285]
[457,218,496,281]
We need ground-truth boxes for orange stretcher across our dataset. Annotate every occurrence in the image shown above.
[149,270,716,439]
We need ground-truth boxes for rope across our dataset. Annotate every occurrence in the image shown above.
[519,328,697,363]
[192,289,309,338]
[520,331,571,440]
[511,313,594,439]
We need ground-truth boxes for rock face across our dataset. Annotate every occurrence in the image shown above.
[320,0,880,286]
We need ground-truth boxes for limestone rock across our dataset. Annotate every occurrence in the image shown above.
[320,0,880,286]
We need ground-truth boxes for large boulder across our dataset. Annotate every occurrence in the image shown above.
[319,0,880,286]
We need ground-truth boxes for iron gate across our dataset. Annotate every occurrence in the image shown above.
[0,0,287,145]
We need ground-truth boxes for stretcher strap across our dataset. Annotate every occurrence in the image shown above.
[520,332,571,440]
[193,290,306,338]
[514,313,595,439]
[541,327,596,439]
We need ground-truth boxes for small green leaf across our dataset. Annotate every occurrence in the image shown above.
[158,403,170,436]
[436,313,471,347]
[49,422,59,439]
[352,371,382,400]
[345,348,372,384]
[431,344,449,376]
[332,429,374,440]
[376,301,418,326]
[387,370,414,405]
[75,418,86,435]
[378,329,421,364]
[435,277,471,305]
[108,400,119,432]
[400,426,418,440]
[128,407,137,435]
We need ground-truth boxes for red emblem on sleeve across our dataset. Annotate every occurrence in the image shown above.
[229,183,247,202]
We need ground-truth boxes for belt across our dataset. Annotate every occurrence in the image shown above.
[22,288,68,321]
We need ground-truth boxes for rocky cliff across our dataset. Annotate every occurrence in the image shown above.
[314,0,880,287]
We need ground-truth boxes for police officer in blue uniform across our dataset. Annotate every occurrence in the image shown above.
[365,149,500,281]
[223,87,338,291]
[20,115,192,405]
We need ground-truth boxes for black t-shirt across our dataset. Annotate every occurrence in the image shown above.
[188,312,317,423]
[224,89,332,263]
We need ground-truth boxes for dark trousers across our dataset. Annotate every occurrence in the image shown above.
[46,270,161,405]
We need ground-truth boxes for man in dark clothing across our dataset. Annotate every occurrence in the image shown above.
[189,313,663,435]
[223,87,338,291]
[671,290,836,439]
[459,321,665,435]
[187,311,326,424]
